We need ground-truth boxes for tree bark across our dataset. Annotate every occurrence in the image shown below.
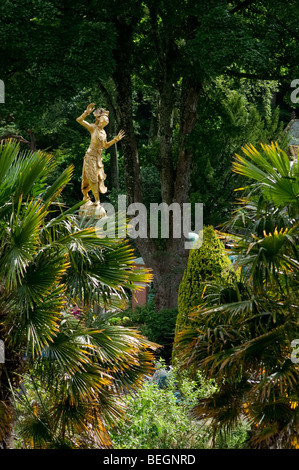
[149,79,202,311]
[112,18,202,312]
[174,78,202,204]
[26,129,36,151]
[98,82,120,190]
[144,240,188,311]
[113,18,143,206]
[158,80,175,205]
[109,140,120,191]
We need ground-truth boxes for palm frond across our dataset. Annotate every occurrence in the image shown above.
[233,142,299,212]
[0,198,45,289]
[0,139,20,190]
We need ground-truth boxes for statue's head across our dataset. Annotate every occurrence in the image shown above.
[93,108,109,118]
[93,108,109,127]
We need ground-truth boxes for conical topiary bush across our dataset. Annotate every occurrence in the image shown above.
[173,225,233,360]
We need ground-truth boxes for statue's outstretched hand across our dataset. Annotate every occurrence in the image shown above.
[116,130,125,142]
[86,103,95,114]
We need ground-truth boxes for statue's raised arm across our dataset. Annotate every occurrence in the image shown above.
[76,102,96,132]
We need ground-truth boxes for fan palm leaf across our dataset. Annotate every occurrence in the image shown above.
[233,141,299,214]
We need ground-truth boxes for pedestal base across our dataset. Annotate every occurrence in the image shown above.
[79,200,106,219]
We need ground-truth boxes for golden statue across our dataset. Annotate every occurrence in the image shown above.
[76,103,125,216]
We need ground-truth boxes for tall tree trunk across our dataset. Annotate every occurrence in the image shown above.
[150,79,202,311]
[112,18,202,312]
[144,238,188,311]
[158,80,175,205]
[107,118,120,191]
[174,78,202,204]
[109,140,119,191]
[98,82,120,190]
[113,18,143,206]
[26,129,36,151]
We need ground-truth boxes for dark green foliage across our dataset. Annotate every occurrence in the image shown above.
[141,306,178,362]
[0,0,116,136]
[174,226,232,340]
[190,81,290,226]
[112,301,178,362]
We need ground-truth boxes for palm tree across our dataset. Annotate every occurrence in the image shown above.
[0,140,155,448]
[175,142,299,449]
[13,311,156,448]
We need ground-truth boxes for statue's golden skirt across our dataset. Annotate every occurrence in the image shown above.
[82,151,107,194]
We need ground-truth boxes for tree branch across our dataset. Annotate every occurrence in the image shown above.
[0,133,30,146]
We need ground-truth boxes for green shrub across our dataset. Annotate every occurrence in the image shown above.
[113,302,178,362]
[108,363,214,449]
[174,226,233,350]
[108,362,250,449]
